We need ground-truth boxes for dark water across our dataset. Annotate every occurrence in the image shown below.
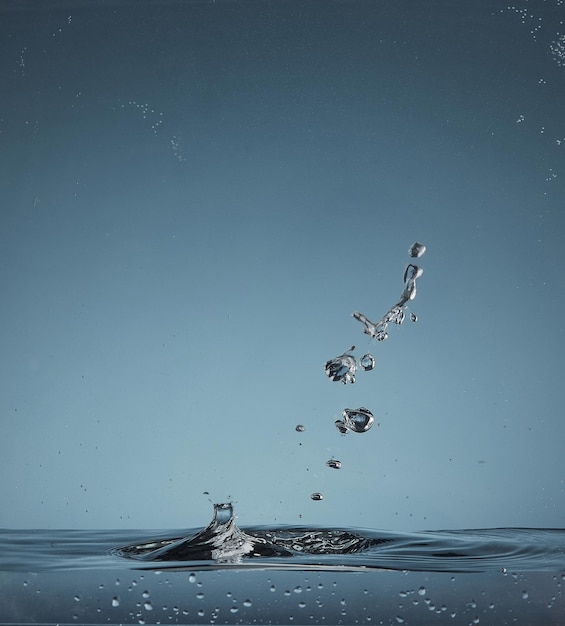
[1,508,564,625]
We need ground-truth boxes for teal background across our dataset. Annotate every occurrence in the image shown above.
[1,0,564,530]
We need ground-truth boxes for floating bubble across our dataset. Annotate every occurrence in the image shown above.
[408,242,426,258]
[326,459,342,470]
[359,353,375,371]
[325,349,357,384]
[295,424,305,432]
[341,407,375,433]
[310,492,324,501]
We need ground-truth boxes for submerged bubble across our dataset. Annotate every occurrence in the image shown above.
[341,407,375,433]
[408,242,426,258]
[326,459,342,470]
[359,353,375,371]
[310,492,324,501]
[325,348,357,384]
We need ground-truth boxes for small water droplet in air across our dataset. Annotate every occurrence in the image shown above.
[335,419,348,434]
[418,586,426,596]
[359,353,375,371]
[408,242,426,258]
[74,595,80,602]
[326,459,342,469]
[295,424,305,432]
[410,312,418,322]
[341,407,375,433]
[325,349,357,384]
[310,492,324,501]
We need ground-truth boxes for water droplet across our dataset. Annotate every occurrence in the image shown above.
[188,573,196,583]
[310,492,324,501]
[418,586,426,596]
[408,242,426,258]
[396,617,405,624]
[142,591,150,599]
[410,312,418,322]
[326,459,342,470]
[295,424,305,432]
[341,407,375,433]
[112,597,120,607]
[359,353,375,371]
[522,590,529,600]
[74,595,80,602]
[143,601,153,611]
[335,419,348,434]
[325,349,357,384]
[243,599,252,607]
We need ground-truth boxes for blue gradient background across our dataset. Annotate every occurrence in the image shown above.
[1,0,564,531]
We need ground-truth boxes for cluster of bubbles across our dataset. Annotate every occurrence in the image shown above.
[550,34,565,67]
[122,101,164,136]
[304,243,426,501]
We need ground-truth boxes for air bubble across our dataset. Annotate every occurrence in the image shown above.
[359,353,375,371]
[326,459,342,469]
[310,492,324,501]
[408,242,426,258]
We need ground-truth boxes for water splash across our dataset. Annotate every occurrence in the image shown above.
[117,503,291,563]
[346,244,426,363]
[115,503,381,563]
